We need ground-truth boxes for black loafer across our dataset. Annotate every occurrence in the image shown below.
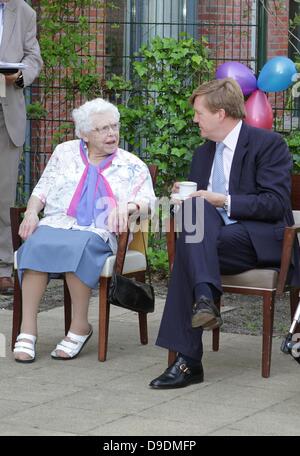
[192,295,223,330]
[149,356,204,389]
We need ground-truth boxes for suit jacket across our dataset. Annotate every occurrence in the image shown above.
[0,0,43,146]
[188,122,300,285]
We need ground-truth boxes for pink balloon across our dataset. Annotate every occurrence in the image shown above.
[244,90,273,130]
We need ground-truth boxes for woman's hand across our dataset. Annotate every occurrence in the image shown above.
[107,203,140,234]
[19,211,39,240]
[107,206,129,234]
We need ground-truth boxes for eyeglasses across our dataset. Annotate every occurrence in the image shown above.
[92,122,120,135]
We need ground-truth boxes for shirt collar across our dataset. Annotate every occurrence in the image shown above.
[222,120,242,153]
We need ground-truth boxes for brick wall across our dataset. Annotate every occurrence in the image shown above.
[198,0,256,66]
[198,0,290,67]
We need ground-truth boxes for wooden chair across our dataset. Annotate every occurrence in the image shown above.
[11,164,158,362]
[166,207,300,378]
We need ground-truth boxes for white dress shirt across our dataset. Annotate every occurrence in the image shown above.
[207,120,242,214]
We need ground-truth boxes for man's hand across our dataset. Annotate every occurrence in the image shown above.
[5,70,21,86]
[189,190,226,208]
[171,182,180,194]
[19,210,39,240]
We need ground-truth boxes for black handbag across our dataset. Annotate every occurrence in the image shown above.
[108,232,155,314]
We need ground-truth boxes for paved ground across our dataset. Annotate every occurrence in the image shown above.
[0,296,300,436]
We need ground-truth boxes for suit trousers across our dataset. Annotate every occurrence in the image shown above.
[156,198,258,360]
[0,106,22,277]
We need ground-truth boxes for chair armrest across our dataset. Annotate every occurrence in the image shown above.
[114,204,154,274]
[276,224,300,295]
[10,207,26,251]
[114,229,130,274]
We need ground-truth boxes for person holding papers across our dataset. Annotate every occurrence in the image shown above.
[0,0,42,293]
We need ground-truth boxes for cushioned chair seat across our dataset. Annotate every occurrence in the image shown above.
[101,250,146,277]
[221,269,278,291]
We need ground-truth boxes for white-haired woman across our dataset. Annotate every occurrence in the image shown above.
[13,98,156,363]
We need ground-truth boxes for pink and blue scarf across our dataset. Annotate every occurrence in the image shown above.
[67,140,117,228]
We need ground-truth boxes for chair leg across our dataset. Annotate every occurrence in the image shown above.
[135,271,148,345]
[168,350,177,366]
[212,327,220,351]
[138,313,148,344]
[212,298,221,351]
[63,279,72,335]
[99,277,110,362]
[290,288,300,334]
[11,270,22,350]
[261,291,275,378]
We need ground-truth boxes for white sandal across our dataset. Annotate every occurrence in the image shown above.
[51,325,93,360]
[13,333,37,363]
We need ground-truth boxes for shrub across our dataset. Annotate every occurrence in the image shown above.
[106,34,214,195]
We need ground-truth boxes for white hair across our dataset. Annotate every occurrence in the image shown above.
[72,98,120,138]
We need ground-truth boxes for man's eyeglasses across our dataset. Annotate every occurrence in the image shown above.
[92,122,120,135]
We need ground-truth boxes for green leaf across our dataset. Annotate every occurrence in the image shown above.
[191,55,202,65]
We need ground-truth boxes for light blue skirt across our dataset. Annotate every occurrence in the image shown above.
[17,226,113,289]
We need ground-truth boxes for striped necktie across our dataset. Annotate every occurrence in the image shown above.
[212,142,236,225]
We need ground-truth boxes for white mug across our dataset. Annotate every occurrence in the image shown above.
[178,181,197,197]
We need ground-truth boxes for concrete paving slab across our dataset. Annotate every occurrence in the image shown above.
[2,404,122,434]
[0,423,78,436]
[225,409,300,435]
[88,414,210,436]
[1,296,300,436]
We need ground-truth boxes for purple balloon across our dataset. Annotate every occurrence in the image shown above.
[216,61,257,96]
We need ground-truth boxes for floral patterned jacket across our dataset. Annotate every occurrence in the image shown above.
[32,140,156,252]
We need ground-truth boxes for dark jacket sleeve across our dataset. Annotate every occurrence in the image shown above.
[230,133,292,222]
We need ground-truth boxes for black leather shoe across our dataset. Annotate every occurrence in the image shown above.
[149,356,204,389]
[192,295,223,330]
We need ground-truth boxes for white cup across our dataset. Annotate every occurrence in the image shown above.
[178,181,197,198]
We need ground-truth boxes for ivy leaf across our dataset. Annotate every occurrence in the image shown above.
[192,55,202,65]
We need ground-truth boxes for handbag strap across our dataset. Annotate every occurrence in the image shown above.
[113,227,152,286]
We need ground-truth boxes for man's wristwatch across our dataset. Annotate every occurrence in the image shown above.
[223,196,229,212]
[14,71,24,89]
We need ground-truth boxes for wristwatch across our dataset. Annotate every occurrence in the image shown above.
[223,196,229,212]
[14,71,24,89]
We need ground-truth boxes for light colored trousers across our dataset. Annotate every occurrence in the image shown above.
[0,106,22,277]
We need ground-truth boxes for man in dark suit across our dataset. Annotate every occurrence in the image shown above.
[150,77,298,389]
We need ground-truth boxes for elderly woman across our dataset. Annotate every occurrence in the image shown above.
[13,98,156,363]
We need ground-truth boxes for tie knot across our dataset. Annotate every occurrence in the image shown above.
[216,142,225,154]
